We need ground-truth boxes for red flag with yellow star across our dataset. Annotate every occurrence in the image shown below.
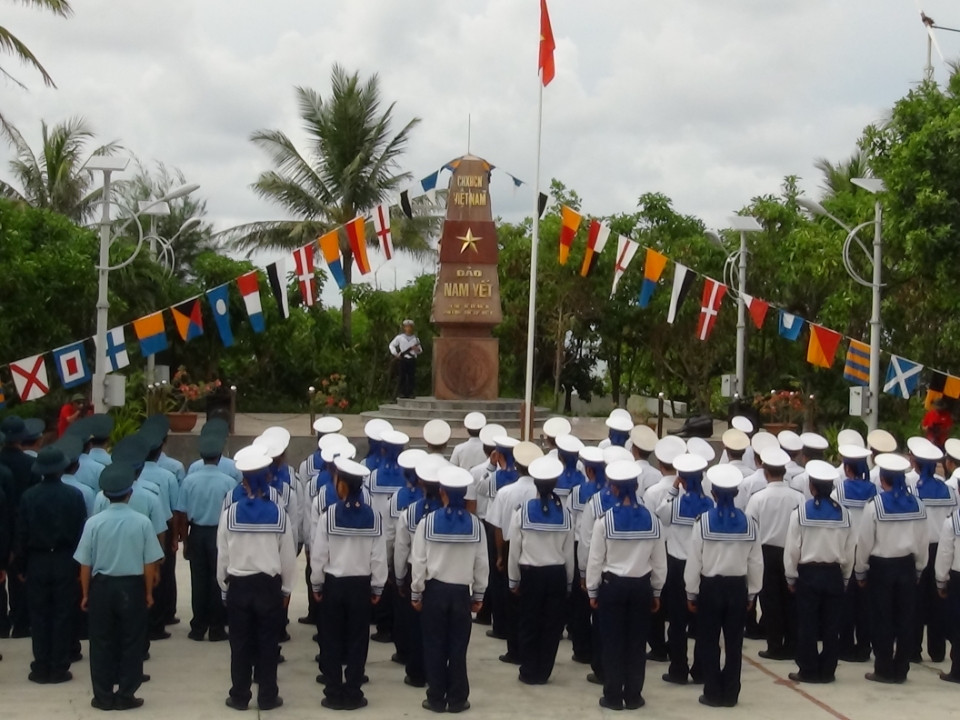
[539,0,556,86]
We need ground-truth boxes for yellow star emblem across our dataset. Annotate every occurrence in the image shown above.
[458,228,481,254]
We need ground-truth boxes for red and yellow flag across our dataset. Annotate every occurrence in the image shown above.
[345,217,370,275]
[806,325,843,369]
[558,205,581,265]
[539,0,556,86]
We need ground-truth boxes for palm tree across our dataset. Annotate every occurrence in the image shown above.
[229,65,429,339]
[0,0,72,89]
[0,115,120,222]
[813,149,873,200]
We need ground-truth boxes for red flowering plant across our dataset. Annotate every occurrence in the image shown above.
[168,366,222,412]
[755,390,805,426]
[313,373,350,412]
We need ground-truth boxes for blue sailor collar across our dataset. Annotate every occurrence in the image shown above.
[328,498,381,537]
[603,504,659,540]
[876,491,927,521]
[590,488,617,517]
[799,498,849,528]
[915,476,955,505]
[408,496,442,532]
[952,511,960,537]
[701,509,755,542]
[391,485,423,518]
[424,507,481,543]
[228,499,286,533]
[370,462,405,494]
[835,479,876,509]
[521,497,571,532]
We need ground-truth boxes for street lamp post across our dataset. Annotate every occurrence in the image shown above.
[797,177,886,430]
[138,200,171,388]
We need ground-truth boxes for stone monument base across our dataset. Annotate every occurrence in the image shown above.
[432,335,499,400]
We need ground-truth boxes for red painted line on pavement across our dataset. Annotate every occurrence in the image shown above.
[742,655,853,720]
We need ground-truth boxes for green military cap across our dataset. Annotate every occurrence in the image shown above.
[0,416,28,443]
[139,427,165,452]
[55,435,84,465]
[112,435,148,467]
[200,418,229,439]
[66,416,94,442]
[32,446,69,476]
[88,414,115,441]
[198,433,225,459]
[23,418,46,442]
[100,462,136,498]
[142,414,171,438]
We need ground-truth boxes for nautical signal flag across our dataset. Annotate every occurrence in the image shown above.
[399,190,413,220]
[206,284,234,347]
[538,192,549,219]
[884,355,923,399]
[637,248,668,308]
[170,298,203,342]
[580,220,610,277]
[929,370,960,399]
[558,206,581,265]
[539,0,556,86]
[373,203,394,260]
[133,312,168,357]
[0,387,5,408]
[611,235,639,295]
[266,259,290,320]
[743,294,770,330]
[293,243,317,307]
[10,353,50,401]
[778,310,805,341]
[346,217,371,275]
[843,340,871,386]
[94,326,130,372]
[236,271,265,333]
[52,341,91,389]
[696,278,727,341]
[667,263,695,324]
[319,230,346,289]
[806,325,842,369]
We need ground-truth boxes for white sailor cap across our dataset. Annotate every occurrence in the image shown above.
[731,415,754,434]
[253,433,286,459]
[867,429,897,453]
[438,465,472,489]
[751,431,779,454]
[422,419,452,446]
[837,429,865,449]
[334,456,371,480]
[674,453,708,474]
[875,453,911,474]
[760,447,790,468]
[907,436,943,462]
[686,437,716,463]
[543,416,572,439]
[945,438,960,463]
[579,446,605,466]
[529,456,564,482]
[654,436,686,465]
[479,423,507,446]
[313,416,343,435]
[603,446,634,465]
[402,319,415,326]
[416,455,447,482]
[605,414,633,433]
[721,429,750,452]
[605,460,641,483]
[777,430,803,452]
[494,435,519,450]
[463,412,486,431]
[380,430,410,447]
[706,464,743,490]
[234,446,272,473]
[364,419,393,441]
[806,459,840,484]
[609,408,632,422]
[318,433,349,451]
[800,432,829,451]
[321,442,356,463]
[397,448,427,470]
[514,441,544,468]
[630,425,658,453]
[555,434,584,454]
[839,444,871,462]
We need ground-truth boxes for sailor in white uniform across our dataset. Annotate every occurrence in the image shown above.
[934,500,960,683]
[629,425,662,497]
[450,413,487,470]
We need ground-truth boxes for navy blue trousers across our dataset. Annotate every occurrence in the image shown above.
[914,543,946,660]
[695,575,747,706]
[320,574,371,704]
[421,580,472,707]
[88,575,147,705]
[226,573,283,706]
[868,555,916,681]
[599,573,652,706]
[795,563,844,680]
[518,565,566,683]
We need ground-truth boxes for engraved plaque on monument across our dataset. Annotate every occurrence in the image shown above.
[430,155,502,400]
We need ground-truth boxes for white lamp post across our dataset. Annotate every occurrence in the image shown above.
[797,177,886,431]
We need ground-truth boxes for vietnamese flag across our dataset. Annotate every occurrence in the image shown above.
[558,205,581,265]
[539,0,556,86]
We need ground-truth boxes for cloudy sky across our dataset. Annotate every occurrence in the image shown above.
[3,0,959,296]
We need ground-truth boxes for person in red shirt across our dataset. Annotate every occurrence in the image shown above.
[922,398,953,451]
[57,394,89,437]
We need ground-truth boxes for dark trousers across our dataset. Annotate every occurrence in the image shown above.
[398,574,425,682]
[485,521,506,634]
[149,529,176,634]
[695,575,747,706]
[868,555,916,681]
[320,575,371,705]
[665,555,697,680]
[795,563,844,680]
[499,540,520,657]
[8,570,29,635]
[648,593,668,657]
[422,580,472,707]
[599,573,652,706]
[569,545,593,660]
[397,357,416,398]
[186,525,224,636]
[26,551,77,677]
[475,525,496,624]
[88,575,147,704]
[760,543,795,655]
[915,543,946,661]
[518,565,566,683]
[374,574,395,636]
[0,575,9,635]
[840,575,871,659]
[226,573,283,706]
[305,558,318,623]
[946,571,960,679]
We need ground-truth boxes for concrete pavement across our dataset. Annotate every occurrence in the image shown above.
[1,551,957,719]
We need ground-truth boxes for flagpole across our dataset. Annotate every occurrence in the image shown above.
[522,76,544,441]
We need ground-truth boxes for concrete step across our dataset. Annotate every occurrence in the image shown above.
[392,397,531,412]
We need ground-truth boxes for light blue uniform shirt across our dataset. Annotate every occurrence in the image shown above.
[93,485,167,536]
[75,455,104,492]
[158,452,185,485]
[74,503,164,576]
[62,474,95,517]
[189,456,242,483]
[131,474,172,522]
[176,464,236,526]
[142,462,178,519]
[88,447,112,467]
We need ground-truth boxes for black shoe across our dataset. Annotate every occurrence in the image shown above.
[148,630,171,641]
[661,672,688,685]
[865,671,901,684]
[404,676,426,688]
[341,697,368,711]
[571,653,592,664]
[698,695,724,708]
[499,653,520,665]
[391,653,406,664]
[472,616,491,626]
[940,672,960,684]
[839,652,866,663]
[744,630,765,640]
[598,697,623,711]
[315,653,322,663]
[141,674,150,683]
[208,630,229,642]
[758,649,792,661]
[788,672,821,684]
[321,697,344,710]
[646,651,669,662]
[28,671,48,684]
[188,630,206,641]
[930,654,945,663]
[421,699,446,713]
[277,654,285,664]
[91,695,115,711]
[225,697,249,711]
[10,628,30,639]
[312,633,319,643]
[447,701,470,713]
[370,630,392,643]
[143,653,150,661]
[47,671,72,684]
[624,697,645,710]
[113,696,145,711]
[910,653,922,663]
[259,697,284,711]
[70,651,84,663]
[485,629,507,640]
[279,631,291,643]
[362,674,369,684]
[316,674,327,684]
[165,617,181,626]
[297,615,314,625]
[586,673,603,685]
[518,674,540,685]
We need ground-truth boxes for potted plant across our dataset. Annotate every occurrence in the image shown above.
[155,366,223,432]
[755,390,805,434]
[311,373,351,413]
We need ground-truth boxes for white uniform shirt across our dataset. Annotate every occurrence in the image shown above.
[746,482,804,547]
[586,510,667,598]
[782,505,856,583]
[934,512,960,588]
[854,497,929,580]
[487,476,536,541]
[657,486,706,561]
[643,475,676,519]
[789,471,813,500]
[471,460,497,520]
[636,459,663,498]
[578,491,616,575]
[309,508,388,594]
[216,506,298,596]
[389,333,422,358]
[908,478,959,544]
[684,516,764,600]
[720,446,756,470]
[410,519,489,602]
[735,469,767,510]
[507,505,575,589]
[450,437,487,471]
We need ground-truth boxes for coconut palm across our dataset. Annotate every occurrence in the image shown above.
[814,149,873,200]
[0,0,72,89]
[229,65,432,339]
[0,115,120,221]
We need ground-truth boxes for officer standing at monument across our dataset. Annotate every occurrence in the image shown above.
[389,320,422,399]
[74,462,163,711]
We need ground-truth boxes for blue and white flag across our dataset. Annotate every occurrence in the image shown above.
[93,326,130,373]
[206,283,234,347]
[52,341,92,389]
[778,310,805,341]
[884,355,923,399]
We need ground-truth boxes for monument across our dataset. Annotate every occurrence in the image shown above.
[430,155,502,400]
